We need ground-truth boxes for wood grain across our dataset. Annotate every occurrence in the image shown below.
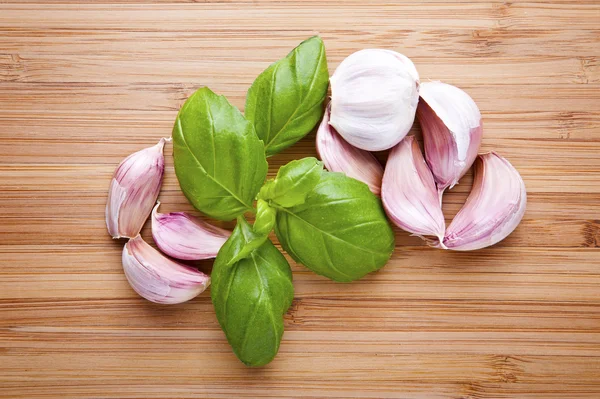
[1,1,599,398]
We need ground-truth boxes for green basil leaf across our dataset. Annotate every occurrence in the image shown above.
[245,36,329,156]
[212,217,294,367]
[274,171,395,282]
[173,87,268,221]
[258,157,323,208]
[253,199,277,236]
[226,234,268,267]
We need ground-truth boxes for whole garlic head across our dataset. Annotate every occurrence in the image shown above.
[329,49,420,151]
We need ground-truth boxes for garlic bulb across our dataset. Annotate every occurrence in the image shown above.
[441,152,526,251]
[151,202,230,261]
[316,104,383,195]
[417,81,482,194]
[123,236,210,304]
[381,136,445,242]
[329,49,420,151]
[106,138,167,239]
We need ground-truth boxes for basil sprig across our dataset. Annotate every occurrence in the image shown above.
[172,37,396,367]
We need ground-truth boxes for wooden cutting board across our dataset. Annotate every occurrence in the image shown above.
[1,1,599,398]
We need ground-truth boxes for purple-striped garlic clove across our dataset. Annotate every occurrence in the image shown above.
[381,136,445,243]
[417,81,483,196]
[316,104,384,195]
[151,202,230,260]
[441,152,526,251]
[329,49,420,151]
[106,138,167,239]
[122,236,210,304]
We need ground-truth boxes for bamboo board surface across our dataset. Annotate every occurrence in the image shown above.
[1,1,599,398]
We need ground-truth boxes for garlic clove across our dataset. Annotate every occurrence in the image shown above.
[106,138,167,239]
[381,136,445,242]
[151,202,230,260]
[441,152,526,251]
[316,104,383,195]
[123,235,210,304]
[329,49,420,151]
[417,81,483,195]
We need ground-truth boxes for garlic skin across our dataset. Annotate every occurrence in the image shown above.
[316,104,383,195]
[151,202,230,261]
[417,81,482,194]
[329,49,420,151]
[381,136,445,242]
[106,139,166,239]
[123,236,210,304]
[441,152,526,251]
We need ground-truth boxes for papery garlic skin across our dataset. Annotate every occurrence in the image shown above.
[329,49,420,151]
[123,236,210,304]
[316,104,383,195]
[418,81,482,194]
[381,136,445,242]
[151,202,230,261]
[441,152,526,251]
[106,139,166,239]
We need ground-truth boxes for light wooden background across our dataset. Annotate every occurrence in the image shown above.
[1,1,599,398]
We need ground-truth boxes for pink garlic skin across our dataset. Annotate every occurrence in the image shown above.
[122,236,210,304]
[106,138,166,239]
[417,82,483,195]
[316,104,384,196]
[151,202,230,261]
[381,136,445,242]
[441,152,527,251]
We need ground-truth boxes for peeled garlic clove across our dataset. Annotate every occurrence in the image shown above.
[151,202,230,260]
[417,81,483,194]
[106,138,166,239]
[123,236,210,304]
[316,104,383,195]
[381,136,445,242]
[442,152,526,251]
[329,49,420,151]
